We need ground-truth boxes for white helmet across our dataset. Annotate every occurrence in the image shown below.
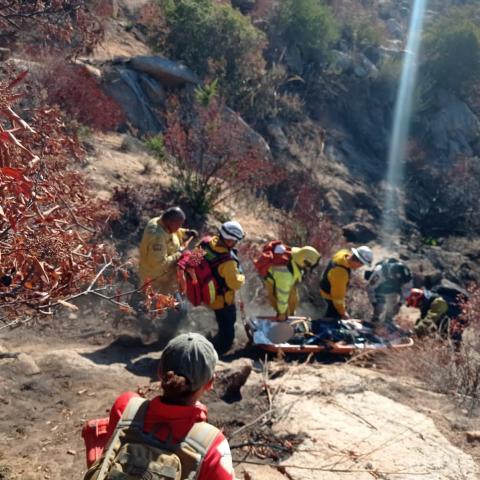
[351,246,373,266]
[219,220,245,242]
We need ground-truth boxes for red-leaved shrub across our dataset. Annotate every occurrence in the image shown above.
[162,94,285,218]
[0,73,122,320]
[38,60,124,132]
[0,0,112,57]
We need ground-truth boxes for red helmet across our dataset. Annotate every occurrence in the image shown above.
[406,288,424,308]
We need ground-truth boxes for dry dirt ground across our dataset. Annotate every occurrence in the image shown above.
[1,307,480,480]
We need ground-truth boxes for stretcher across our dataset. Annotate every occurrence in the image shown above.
[244,316,414,355]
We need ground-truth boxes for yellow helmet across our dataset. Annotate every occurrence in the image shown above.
[291,246,321,269]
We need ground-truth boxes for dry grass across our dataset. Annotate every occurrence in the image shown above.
[375,330,480,414]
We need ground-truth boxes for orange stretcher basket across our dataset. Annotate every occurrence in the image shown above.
[244,316,414,355]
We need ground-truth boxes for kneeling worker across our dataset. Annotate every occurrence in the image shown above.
[263,245,320,321]
[320,246,373,320]
[406,284,468,342]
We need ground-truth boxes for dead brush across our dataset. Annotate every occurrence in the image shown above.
[372,332,480,414]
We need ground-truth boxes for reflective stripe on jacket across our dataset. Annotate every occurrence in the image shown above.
[319,249,351,317]
[138,216,187,294]
[265,261,302,315]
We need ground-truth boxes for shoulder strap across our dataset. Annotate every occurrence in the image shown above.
[96,397,149,480]
[183,421,220,459]
[117,396,149,429]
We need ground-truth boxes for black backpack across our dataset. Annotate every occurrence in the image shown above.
[431,280,469,319]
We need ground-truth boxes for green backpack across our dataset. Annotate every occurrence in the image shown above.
[84,397,220,480]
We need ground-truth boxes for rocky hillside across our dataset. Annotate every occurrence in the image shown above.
[66,0,480,286]
[1,1,480,479]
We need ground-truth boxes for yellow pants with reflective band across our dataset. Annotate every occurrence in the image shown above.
[265,281,298,316]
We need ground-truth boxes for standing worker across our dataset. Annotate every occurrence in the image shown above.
[320,246,373,320]
[201,221,245,355]
[138,207,198,294]
[136,207,197,339]
[258,243,320,320]
[365,258,413,323]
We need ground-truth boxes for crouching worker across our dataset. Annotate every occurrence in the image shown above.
[82,333,235,480]
[255,242,320,321]
[320,246,373,320]
[406,283,469,344]
[365,258,412,323]
[203,221,246,355]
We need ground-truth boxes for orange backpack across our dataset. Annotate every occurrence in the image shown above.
[254,240,292,279]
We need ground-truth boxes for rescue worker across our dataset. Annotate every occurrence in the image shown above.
[138,207,198,294]
[202,221,245,355]
[136,207,197,340]
[406,283,468,344]
[320,246,373,320]
[264,245,321,321]
[365,258,413,323]
[406,288,449,337]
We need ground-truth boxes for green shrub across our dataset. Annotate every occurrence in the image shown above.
[158,0,266,109]
[146,134,166,161]
[272,0,339,65]
[423,8,480,95]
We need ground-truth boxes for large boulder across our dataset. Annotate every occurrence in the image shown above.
[428,90,480,163]
[127,56,200,87]
[102,66,164,135]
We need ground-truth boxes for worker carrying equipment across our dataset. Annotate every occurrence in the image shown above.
[320,246,373,320]
[257,243,320,321]
[365,258,412,323]
[138,207,198,294]
[187,221,245,355]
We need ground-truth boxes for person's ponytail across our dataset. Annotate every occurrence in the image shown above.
[161,371,192,404]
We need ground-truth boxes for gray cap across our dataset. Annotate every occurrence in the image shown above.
[159,333,218,391]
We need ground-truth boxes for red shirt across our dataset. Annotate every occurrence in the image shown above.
[97,391,235,480]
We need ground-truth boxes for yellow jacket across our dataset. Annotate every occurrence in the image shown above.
[320,249,352,316]
[415,296,449,335]
[204,236,245,310]
[264,261,302,315]
[138,216,187,294]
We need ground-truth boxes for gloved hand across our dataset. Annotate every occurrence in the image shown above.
[185,229,199,240]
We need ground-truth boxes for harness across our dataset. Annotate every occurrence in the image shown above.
[320,260,351,294]
[201,240,237,295]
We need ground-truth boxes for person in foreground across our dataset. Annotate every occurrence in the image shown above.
[83,333,235,480]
